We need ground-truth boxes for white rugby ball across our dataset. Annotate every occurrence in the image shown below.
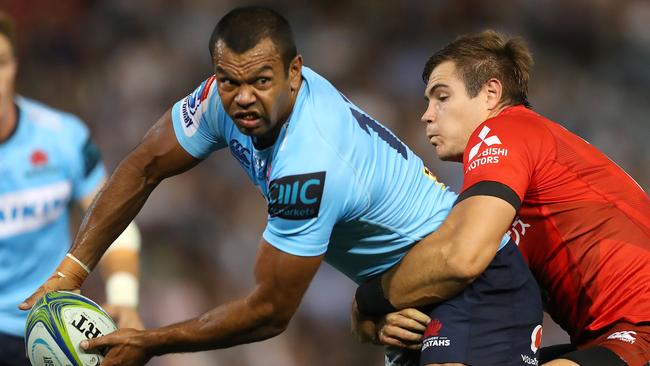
[24,291,117,366]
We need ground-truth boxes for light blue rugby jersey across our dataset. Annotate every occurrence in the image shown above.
[171,67,508,284]
[0,97,105,336]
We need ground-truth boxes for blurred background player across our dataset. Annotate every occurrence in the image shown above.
[356,31,650,366]
[22,7,542,366]
[0,11,143,366]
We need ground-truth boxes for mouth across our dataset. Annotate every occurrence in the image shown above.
[233,112,263,129]
[427,134,439,146]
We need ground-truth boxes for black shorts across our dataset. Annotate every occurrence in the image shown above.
[0,332,30,366]
[386,240,544,366]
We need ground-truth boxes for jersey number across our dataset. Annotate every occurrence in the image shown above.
[350,108,407,160]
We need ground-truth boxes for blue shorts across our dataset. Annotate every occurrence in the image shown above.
[386,240,544,366]
[0,332,30,366]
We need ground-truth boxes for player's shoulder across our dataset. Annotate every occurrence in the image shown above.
[17,96,89,138]
[488,105,549,131]
[300,66,352,118]
[176,75,221,135]
[474,105,556,146]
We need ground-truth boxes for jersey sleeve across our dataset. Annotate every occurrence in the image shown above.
[459,116,541,209]
[262,160,348,257]
[65,116,106,200]
[171,76,227,158]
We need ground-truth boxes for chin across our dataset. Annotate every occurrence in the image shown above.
[435,148,463,163]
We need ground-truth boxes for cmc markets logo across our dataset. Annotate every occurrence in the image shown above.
[268,172,326,220]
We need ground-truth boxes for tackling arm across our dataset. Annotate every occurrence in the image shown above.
[374,195,516,310]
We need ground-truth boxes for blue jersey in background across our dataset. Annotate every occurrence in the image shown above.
[0,97,105,336]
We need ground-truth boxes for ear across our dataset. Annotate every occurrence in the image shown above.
[289,55,303,92]
[484,78,503,111]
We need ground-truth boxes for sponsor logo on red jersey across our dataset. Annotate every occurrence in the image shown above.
[466,125,509,173]
[507,216,532,245]
[607,331,637,344]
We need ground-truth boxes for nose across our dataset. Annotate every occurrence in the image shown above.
[235,85,256,108]
[421,101,436,124]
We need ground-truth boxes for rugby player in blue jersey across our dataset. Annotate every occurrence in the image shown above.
[23,7,542,366]
[0,12,143,366]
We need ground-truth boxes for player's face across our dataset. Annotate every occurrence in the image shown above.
[0,34,17,120]
[214,38,302,144]
[421,61,489,162]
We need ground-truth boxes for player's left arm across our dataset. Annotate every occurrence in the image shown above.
[357,194,516,313]
[81,238,323,366]
[78,182,144,330]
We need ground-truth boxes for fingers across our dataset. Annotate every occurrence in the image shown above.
[375,308,431,350]
[378,327,422,350]
[398,308,431,327]
[19,275,83,310]
[381,321,424,343]
[81,334,115,351]
[19,287,45,310]
[384,309,430,333]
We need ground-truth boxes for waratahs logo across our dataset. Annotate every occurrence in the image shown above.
[424,319,442,338]
[181,76,216,137]
[422,318,450,349]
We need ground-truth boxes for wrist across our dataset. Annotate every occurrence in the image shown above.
[106,271,139,308]
[57,253,91,287]
[355,275,397,316]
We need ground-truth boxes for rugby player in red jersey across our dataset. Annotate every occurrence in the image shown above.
[355,31,650,365]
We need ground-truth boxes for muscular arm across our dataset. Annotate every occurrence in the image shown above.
[71,109,199,270]
[85,239,323,362]
[381,195,516,308]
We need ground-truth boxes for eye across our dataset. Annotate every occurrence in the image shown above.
[437,95,449,102]
[256,77,270,86]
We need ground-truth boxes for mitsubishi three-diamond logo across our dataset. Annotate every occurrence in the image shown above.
[465,125,509,173]
[468,126,502,161]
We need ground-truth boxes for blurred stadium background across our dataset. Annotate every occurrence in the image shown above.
[3,0,649,365]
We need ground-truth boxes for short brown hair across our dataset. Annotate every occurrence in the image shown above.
[422,30,533,108]
[0,11,16,54]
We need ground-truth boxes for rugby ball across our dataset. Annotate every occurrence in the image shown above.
[24,291,117,366]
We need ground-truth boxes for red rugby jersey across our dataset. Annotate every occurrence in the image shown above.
[459,105,650,345]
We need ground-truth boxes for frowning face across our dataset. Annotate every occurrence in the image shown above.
[213,37,302,145]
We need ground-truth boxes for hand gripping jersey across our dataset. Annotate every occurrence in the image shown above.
[459,105,650,345]
[171,67,498,284]
[0,97,105,337]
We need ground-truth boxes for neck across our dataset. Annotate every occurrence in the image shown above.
[0,100,17,142]
[486,103,511,120]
